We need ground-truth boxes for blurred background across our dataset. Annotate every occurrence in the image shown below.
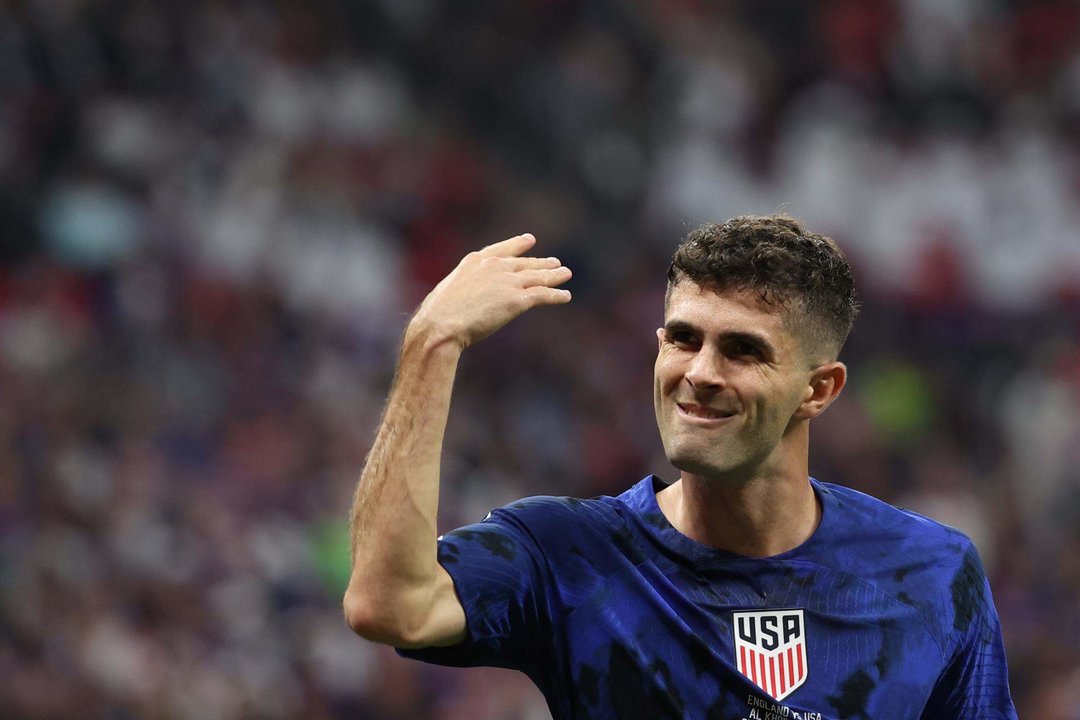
[1,0,1078,717]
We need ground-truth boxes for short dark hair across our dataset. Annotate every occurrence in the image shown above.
[666,214,859,360]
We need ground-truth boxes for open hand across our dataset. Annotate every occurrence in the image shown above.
[408,234,572,350]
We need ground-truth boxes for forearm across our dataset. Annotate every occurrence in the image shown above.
[341,233,571,646]
[345,322,461,639]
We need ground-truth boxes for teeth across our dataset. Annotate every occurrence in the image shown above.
[681,404,729,419]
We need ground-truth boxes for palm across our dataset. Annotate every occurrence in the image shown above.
[411,234,573,349]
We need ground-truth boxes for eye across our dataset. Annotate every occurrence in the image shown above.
[729,340,763,360]
[667,329,698,348]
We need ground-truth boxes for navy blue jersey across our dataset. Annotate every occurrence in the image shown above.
[401,476,1016,719]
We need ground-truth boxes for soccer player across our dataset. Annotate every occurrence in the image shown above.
[344,215,1017,719]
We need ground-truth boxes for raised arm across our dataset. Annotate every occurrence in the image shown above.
[343,233,572,648]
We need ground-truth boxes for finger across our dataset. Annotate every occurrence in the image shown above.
[480,233,536,258]
[526,286,572,306]
[516,266,572,288]
[503,255,563,271]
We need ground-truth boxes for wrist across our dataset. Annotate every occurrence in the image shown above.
[402,315,467,357]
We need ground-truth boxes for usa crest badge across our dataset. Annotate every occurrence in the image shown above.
[733,609,808,701]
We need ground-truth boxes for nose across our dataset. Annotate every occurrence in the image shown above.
[684,346,725,392]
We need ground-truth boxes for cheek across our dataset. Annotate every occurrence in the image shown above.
[745,374,802,418]
[759,381,809,423]
[654,354,681,392]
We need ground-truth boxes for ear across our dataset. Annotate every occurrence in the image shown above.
[656,327,665,351]
[793,362,847,420]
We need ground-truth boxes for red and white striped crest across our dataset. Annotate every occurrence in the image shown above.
[733,609,808,702]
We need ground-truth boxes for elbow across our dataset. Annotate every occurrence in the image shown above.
[342,587,370,637]
[343,586,390,642]
[342,584,425,648]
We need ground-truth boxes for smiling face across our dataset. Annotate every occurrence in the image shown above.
[653,281,824,482]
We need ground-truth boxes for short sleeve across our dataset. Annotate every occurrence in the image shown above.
[921,544,1017,719]
[396,507,554,671]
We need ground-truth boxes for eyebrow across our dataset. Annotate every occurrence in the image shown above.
[663,320,777,355]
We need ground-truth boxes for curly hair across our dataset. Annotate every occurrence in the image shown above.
[667,214,859,359]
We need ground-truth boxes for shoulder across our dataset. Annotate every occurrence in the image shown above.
[499,493,623,524]
[814,481,991,645]
[443,480,656,578]
[481,477,654,536]
[480,490,633,553]
[816,480,975,559]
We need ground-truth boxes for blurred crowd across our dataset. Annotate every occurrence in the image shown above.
[1,0,1078,717]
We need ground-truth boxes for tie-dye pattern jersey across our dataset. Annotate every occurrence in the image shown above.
[400,477,1016,719]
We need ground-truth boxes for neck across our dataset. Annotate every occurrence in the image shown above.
[656,436,820,557]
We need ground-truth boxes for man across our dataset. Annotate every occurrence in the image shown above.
[344,215,1017,719]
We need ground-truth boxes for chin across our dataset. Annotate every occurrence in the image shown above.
[664,430,761,479]
[666,446,736,480]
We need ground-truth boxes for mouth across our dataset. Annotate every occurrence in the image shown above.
[676,402,737,423]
